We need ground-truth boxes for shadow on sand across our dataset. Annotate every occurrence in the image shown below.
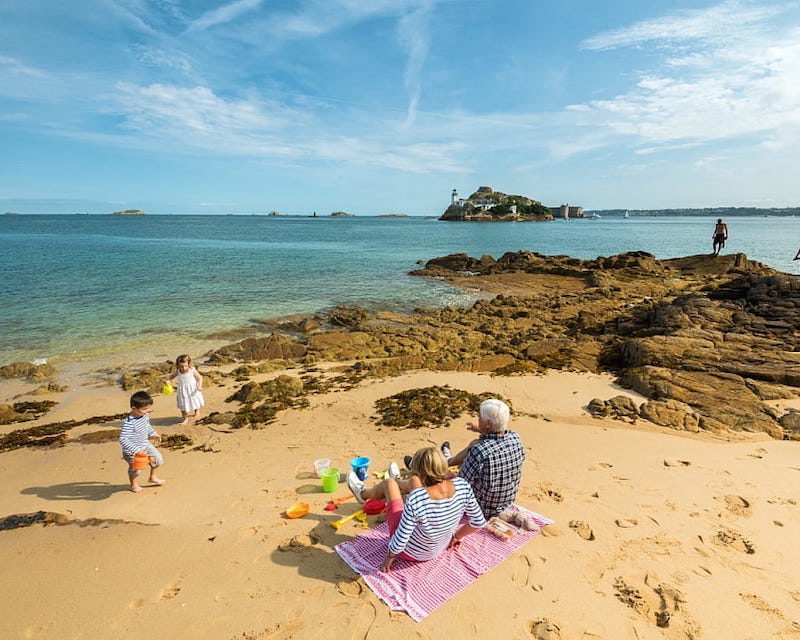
[21,481,128,501]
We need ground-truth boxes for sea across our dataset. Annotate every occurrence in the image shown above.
[1,214,798,367]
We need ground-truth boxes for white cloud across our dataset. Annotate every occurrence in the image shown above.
[131,45,195,75]
[396,3,432,127]
[187,0,264,32]
[107,82,470,172]
[572,3,800,153]
[581,0,788,51]
[0,55,46,77]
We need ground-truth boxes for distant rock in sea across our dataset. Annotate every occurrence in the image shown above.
[109,209,146,216]
[441,186,562,222]
[4,211,20,215]
[377,213,409,218]
[330,211,355,217]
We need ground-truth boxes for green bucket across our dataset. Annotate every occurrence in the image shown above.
[321,467,339,492]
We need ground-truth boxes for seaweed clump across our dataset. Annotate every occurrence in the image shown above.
[0,401,58,425]
[0,511,154,531]
[374,386,512,429]
[222,375,310,429]
[160,434,193,450]
[0,413,126,453]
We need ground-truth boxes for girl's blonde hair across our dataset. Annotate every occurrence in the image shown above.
[409,446,449,486]
[175,354,192,367]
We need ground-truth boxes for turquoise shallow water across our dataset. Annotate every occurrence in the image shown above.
[1,214,798,365]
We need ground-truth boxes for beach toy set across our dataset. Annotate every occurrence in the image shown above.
[283,454,384,528]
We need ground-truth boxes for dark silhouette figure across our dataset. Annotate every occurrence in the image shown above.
[712,218,728,256]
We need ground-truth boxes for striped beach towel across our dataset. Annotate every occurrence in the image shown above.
[334,505,553,621]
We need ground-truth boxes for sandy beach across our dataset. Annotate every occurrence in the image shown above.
[1,362,798,639]
[2,251,800,639]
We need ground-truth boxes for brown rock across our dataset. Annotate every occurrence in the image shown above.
[206,334,307,364]
[0,361,57,381]
[639,399,701,432]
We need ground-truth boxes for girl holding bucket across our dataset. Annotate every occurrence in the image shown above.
[166,354,205,426]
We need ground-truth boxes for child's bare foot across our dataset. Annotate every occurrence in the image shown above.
[148,477,165,486]
[178,419,188,427]
[130,484,143,493]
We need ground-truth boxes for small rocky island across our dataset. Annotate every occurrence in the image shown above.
[441,186,584,221]
[109,209,146,216]
[330,211,355,217]
[440,186,553,221]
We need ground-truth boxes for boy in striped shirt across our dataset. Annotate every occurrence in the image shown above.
[119,391,165,493]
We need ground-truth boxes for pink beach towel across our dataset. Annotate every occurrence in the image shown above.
[334,506,553,621]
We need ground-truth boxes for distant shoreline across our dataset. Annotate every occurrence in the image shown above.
[3,209,800,217]
[587,207,800,217]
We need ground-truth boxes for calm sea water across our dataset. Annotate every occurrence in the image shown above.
[1,214,798,365]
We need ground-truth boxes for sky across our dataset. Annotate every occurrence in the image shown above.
[1,0,800,215]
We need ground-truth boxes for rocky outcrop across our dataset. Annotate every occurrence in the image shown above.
[205,334,308,365]
[202,250,797,438]
[0,361,56,381]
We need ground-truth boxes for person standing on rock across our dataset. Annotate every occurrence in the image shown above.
[712,218,728,256]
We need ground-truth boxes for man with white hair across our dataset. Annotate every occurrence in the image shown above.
[405,398,525,518]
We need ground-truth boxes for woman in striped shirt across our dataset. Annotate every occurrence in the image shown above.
[347,447,486,573]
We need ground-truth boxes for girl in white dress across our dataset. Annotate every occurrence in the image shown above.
[167,354,205,426]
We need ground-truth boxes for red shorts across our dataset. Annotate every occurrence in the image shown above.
[386,498,416,562]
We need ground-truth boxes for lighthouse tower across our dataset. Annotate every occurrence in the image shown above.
[451,188,459,204]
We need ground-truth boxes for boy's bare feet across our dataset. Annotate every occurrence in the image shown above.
[178,419,188,427]
[130,484,143,493]
[148,477,166,486]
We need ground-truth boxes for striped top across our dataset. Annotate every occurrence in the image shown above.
[388,477,486,560]
[118,413,157,456]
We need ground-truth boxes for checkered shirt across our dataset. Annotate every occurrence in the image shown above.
[458,430,525,518]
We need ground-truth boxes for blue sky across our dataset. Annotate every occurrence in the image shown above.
[1,0,799,214]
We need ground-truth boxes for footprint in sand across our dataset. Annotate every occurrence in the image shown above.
[336,580,363,598]
[512,555,533,589]
[714,527,755,554]
[538,481,564,503]
[568,520,595,541]
[129,598,146,609]
[160,586,180,601]
[740,593,784,619]
[540,524,564,537]
[278,532,320,551]
[615,518,638,528]
[719,495,752,517]
[24,622,55,638]
[663,459,691,467]
[526,618,562,640]
[693,566,712,577]
[613,574,698,633]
